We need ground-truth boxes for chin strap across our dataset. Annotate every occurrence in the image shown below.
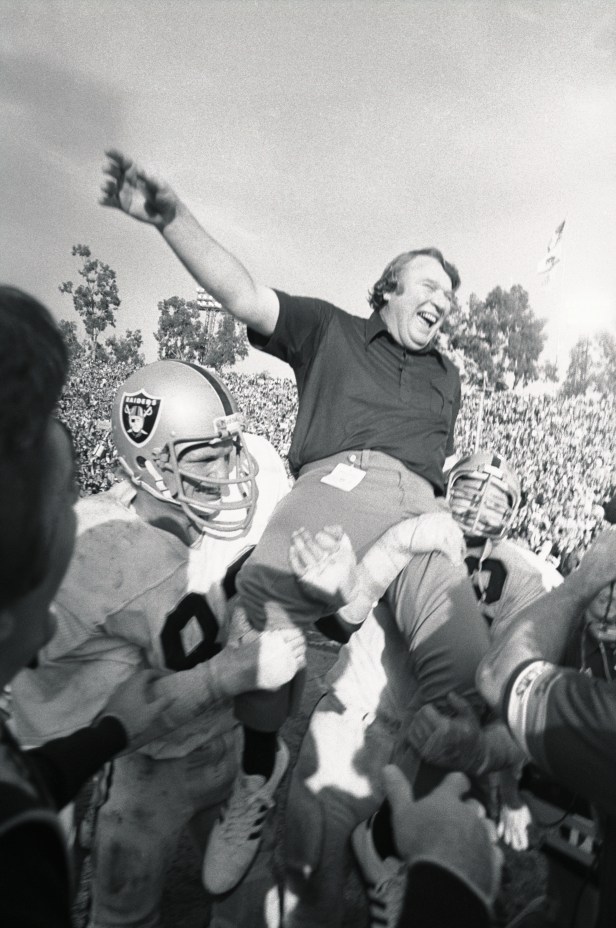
[143,459,174,500]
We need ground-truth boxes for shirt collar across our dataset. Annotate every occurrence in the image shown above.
[364,312,449,369]
[365,311,389,345]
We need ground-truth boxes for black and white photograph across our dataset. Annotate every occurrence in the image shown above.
[1,2,616,927]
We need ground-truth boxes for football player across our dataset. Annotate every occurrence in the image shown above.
[11,360,306,928]
[281,451,561,928]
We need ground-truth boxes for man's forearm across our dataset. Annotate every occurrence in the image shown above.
[161,203,277,332]
[477,574,594,711]
[98,656,234,752]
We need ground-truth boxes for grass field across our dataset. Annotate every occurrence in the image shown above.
[72,631,547,927]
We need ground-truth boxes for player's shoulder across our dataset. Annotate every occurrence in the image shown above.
[492,538,563,589]
[244,432,290,506]
[244,432,284,470]
[74,483,138,536]
[60,485,189,615]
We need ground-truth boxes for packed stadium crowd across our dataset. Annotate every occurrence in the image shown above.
[61,364,616,574]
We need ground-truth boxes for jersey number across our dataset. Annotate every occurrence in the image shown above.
[160,547,254,671]
[465,555,508,606]
[160,593,222,671]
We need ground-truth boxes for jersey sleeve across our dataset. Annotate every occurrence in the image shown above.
[504,660,616,816]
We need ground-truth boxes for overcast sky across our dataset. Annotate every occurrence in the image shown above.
[2,0,615,378]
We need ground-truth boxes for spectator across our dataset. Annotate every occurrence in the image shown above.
[477,527,616,927]
[383,765,502,928]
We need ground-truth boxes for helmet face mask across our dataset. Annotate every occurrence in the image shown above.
[447,452,521,542]
[112,362,259,537]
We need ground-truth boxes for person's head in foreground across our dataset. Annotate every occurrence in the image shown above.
[0,286,76,687]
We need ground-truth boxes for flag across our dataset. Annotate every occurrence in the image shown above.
[537,220,566,276]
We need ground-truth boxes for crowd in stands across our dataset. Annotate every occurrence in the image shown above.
[58,363,615,574]
[57,356,134,494]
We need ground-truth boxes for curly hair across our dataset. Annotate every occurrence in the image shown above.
[0,287,69,608]
[368,248,460,312]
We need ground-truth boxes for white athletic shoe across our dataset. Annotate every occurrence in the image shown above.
[202,738,290,895]
[351,816,408,928]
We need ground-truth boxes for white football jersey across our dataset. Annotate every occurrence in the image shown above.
[12,434,288,759]
[464,538,563,631]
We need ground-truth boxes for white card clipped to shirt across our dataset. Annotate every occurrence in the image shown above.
[320,463,366,492]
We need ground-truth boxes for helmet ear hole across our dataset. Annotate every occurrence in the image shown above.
[136,456,147,469]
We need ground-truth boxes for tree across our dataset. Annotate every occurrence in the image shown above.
[442,285,547,389]
[201,312,249,370]
[562,337,592,396]
[442,293,496,387]
[155,296,249,370]
[593,330,616,395]
[105,329,145,367]
[59,244,121,354]
[155,296,207,362]
[540,360,559,384]
[57,319,84,361]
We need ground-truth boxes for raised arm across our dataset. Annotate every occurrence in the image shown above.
[99,149,279,336]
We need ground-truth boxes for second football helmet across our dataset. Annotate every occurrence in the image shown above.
[447,451,521,541]
[112,360,258,536]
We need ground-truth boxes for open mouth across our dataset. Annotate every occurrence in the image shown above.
[417,310,439,326]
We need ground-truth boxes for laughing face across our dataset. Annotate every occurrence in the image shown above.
[380,254,454,351]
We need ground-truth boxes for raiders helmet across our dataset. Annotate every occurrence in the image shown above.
[111,360,258,535]
[447,451,521,541]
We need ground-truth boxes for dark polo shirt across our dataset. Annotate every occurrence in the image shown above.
[248,290,460,494]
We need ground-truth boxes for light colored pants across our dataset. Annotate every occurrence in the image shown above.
[280,550,490,927]
[282,693,407,928]
[88,729,240,928]
[235,450,446,731]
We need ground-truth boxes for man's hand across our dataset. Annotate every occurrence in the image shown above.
[406,692,484,772]
[382,765,503,910]
[289,525,358,612]
[96,628,305,751]
[386,512,466,567]
[100,149,179,228]
[497,802,533,852]
[221,627,307,695]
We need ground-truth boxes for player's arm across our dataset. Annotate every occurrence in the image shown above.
[25,717,128,810]
[95,627,306,752]
[477,527,616,710]
[289,515,465,625]
[99,149,279,336]
[407,692,526,777]
[497,661,616,817]
[340,513,466,625]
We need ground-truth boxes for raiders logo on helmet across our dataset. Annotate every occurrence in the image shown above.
[120,390,162,446]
